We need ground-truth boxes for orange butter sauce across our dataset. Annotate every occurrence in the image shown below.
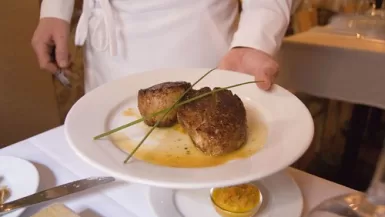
[109,107,267,168]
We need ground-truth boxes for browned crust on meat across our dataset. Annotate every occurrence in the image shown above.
[177,87,248,156]
[138,81,191,127]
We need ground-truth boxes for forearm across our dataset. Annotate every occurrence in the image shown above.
[231,0,293,56]
[40,0,75,23]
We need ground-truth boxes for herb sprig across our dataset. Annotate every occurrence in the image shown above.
[91,67,263,164]
[123,68,216,163]
[93,80,261,140]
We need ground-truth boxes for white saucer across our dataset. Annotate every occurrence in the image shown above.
[0,156,40,217]
[148,169,303,217]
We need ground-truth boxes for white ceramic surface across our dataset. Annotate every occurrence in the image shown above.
[148,169,303,217]
[0,156,40,217]
[65,68,314,189]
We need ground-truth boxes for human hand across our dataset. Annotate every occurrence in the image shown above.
[31,18,71,74]
[218,47,279,91]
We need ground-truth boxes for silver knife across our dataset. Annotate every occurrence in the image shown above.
[0,176,115,215]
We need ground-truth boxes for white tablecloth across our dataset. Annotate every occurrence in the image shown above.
[277,28,385,109]
[0,126,356,217]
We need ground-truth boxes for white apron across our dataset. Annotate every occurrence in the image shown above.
[75,0,240,92]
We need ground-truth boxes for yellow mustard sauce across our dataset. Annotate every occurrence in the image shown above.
[212,184,261,213]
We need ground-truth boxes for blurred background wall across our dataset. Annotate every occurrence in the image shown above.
[0,0,84,146]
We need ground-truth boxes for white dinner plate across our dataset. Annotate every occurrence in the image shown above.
[0,156,40,217]
[149,169,303,217]
[65,68,314,189]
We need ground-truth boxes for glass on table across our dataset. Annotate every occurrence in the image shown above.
[361,0,385,17]
[307,139,385,217]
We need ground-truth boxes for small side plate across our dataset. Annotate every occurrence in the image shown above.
[148,169,303,217]
[0,156,40,217]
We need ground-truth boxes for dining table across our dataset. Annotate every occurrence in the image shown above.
[277,24,385,189]
[0,126,356,217]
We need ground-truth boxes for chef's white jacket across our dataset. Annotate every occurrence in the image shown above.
[39,0,299,92]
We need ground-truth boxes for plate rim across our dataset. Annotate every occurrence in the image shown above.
[65,68,314,189]
[0,155,40,217]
